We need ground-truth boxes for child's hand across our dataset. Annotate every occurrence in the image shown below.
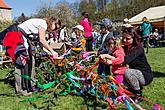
[107,60,112,65]
[99,54,105,59]
[108,55,115,60]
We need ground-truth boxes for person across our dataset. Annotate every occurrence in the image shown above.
[92,27,99,50]
[99,37,127,84]
[80,11,93,51]
[140,17,152,53]
[121,27,153,102]
[113,27,120,38]
[1,17,61,96]
[123,18,132,28]
[70,25,84,48]
[97,18,113,75]
[152,28,159,47]
[59,25,69,42]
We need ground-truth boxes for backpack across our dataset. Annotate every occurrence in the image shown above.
[0,23,19,44]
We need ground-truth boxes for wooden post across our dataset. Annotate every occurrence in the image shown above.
[164,16,165,39]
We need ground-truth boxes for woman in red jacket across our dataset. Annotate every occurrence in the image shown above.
[80,11,93,51]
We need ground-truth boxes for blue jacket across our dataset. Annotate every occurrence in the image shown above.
[98,32,113,55]
[140,22,152,36]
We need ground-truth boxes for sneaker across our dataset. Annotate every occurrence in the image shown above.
[17,90,32,96]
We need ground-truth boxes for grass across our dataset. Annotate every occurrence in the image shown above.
[0,47,165,110]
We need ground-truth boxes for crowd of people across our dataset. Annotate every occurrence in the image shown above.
[0,11,155,104]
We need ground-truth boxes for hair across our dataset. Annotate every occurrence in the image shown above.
[106,37,121,50]
[45,17,61,33]
[82,11,88,18]
[82,11,92,27]
[122,27,142,54]
[142,17,148,22]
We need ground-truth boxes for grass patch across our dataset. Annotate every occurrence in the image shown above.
[0,47,165,109]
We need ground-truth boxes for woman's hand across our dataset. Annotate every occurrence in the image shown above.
[52,51,58,58]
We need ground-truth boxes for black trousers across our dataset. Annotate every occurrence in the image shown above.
[85,36,93,51]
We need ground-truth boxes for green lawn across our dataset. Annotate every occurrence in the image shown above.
[0,47,165,110]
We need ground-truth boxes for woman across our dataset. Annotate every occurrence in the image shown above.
[2,17,61,96]
[103,27,153,102]
[80,11,93,51]
[122,27,153,102]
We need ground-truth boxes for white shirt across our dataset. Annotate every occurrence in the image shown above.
[18,18,47,36]
[59,28,68,41]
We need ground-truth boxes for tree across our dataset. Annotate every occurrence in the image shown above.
[35,1,75,28]
[79,0,96,21]
[17,13,28,23]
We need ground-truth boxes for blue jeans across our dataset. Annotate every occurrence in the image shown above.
[97,63,110,76]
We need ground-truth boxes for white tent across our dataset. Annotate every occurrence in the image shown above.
[129,5,165,25]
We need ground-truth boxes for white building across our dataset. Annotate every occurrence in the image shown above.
[0,0,12,21]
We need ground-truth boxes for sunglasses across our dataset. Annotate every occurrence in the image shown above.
[122,37,132,41]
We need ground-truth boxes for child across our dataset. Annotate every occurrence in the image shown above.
[100,37,127,84]
[97,18,113,76]
[70,25,84,48]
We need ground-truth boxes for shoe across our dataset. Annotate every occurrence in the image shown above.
[131,96,143,103]
[16,90,32,96]
[130,90,143,103]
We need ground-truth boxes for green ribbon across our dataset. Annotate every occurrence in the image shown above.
[19,95,49,102]
[15,72,58,90]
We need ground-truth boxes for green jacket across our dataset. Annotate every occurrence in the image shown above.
[140,22,152,36]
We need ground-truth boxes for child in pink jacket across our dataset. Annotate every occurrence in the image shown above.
[100,37,127,84]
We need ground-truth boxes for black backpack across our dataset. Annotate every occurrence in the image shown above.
[0,23,19,44]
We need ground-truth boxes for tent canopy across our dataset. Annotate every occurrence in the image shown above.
[129,5,165,25]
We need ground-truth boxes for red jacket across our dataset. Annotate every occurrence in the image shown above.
[111,47,127,75]
[80,18,92,38]
[3,32,23,61]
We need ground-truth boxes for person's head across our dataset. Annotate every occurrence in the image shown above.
[142,17,148,22]
[45,17,61,33]
[82,11,89,18]
[72,25,84,37]
[155,28,158,32]
[106,37,121,52]
[98,18,113,34]
[122,27,141,49]
[123,18,129,24]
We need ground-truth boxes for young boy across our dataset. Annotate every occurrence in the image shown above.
[97,18,114,75]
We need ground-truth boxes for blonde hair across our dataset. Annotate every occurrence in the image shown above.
[108,37,121,49]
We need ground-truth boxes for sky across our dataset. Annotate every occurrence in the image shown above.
[4,0,78,18]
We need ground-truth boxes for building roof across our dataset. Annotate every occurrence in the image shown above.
[0,0,11,9]
[129,5,165,24]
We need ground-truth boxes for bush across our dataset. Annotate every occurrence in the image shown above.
[0,20,12,31]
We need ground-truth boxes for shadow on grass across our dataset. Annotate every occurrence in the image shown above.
[0,93,15,97]
[0,77,15,87]
[153,71,165,78]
